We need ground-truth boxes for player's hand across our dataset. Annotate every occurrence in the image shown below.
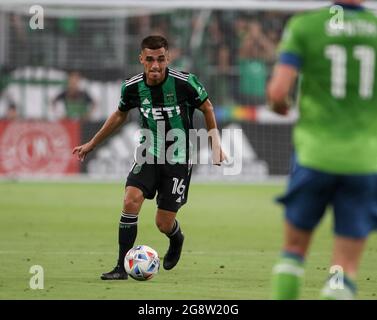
[269,97,291,116]
[72,141,95,162]
[212,147,228,166]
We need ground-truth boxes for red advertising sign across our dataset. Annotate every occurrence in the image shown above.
[0,120,80,175]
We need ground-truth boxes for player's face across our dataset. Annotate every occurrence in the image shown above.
[139,47,169,85]
[68,72,80,91]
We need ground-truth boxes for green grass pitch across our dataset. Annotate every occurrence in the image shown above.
[0,181,376,300]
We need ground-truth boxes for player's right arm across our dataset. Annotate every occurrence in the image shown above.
[267,65,297,115]
[73,80,133,161]
[72,109,128,162]
[267,15,302,115]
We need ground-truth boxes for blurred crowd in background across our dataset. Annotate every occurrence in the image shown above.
[0,10,290,120]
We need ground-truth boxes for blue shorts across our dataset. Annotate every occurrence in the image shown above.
[277,158,377,238]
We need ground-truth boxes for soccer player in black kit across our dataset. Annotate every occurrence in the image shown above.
[73,35,226,280]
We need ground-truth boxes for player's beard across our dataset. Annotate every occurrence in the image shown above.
[148,69,164,84]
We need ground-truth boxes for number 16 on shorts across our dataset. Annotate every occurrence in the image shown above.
[172,177,186,203]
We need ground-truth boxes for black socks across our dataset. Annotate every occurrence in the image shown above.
[117,212,138,268]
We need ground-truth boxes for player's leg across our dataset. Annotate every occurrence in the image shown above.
[101,162,157,280]
[284,221,313,257]
[272,222,313,300]
[156,163,191,270]
[155,208,184,270]
[320,174,377,299]
[155,208,177,234]
[331,237,365,279]
[320,236,365,300]
[118,186,145,267]
[101,186,145,280]
[272,159,336,299]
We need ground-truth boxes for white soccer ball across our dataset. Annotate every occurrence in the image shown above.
[124,245,160,281]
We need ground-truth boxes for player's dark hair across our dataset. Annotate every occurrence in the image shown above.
[141,35,169,51]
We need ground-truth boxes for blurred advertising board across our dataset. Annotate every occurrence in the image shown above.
[0,120,80,175]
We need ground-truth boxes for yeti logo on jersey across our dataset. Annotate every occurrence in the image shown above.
[141,106,181,120]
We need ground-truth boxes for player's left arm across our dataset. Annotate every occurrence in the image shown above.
[267,64,298,115]
[187,73,226,165]
[199,99,227,165]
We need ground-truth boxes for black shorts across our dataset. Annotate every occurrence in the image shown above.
[126,162,192,212]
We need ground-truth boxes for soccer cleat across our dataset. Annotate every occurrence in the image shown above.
[163,232,184,270]
[100,264,128,280]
